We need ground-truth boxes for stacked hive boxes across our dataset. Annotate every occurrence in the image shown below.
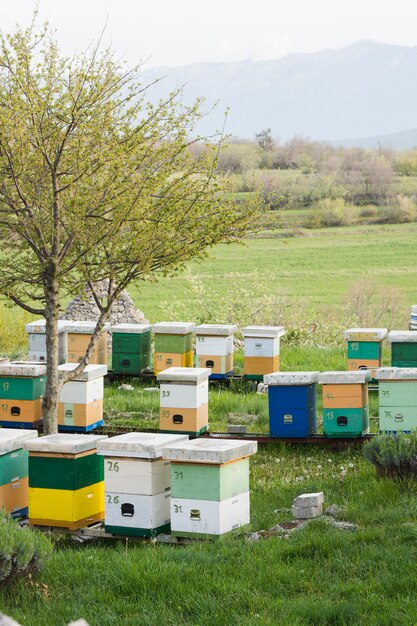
[0,429,38,517]
[111,324,151,375]
[344,328,387,377]
[264,372,319,438]
[410,305,417,331]
[66,321,108,365]
[242,326,285,380]
[162,438,257,539]
[157,367,210,436]
[388,331,417,367]
[97,433,189,537]
[25,434,107,530]
[26,319,68,364]
[195,324,237,379]
[57,364,107,432]
[318,371,370,437]
[375,367,417,433]
[0,363,46,428]
[152,323,194,374]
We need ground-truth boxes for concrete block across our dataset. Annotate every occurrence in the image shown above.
[227,424,247,434]
[293,492,324,508]
[292,504,323,519]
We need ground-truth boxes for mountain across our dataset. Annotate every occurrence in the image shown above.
[330,127,417,150]
[139,40,417,143]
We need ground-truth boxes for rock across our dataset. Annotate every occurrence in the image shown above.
[273,507,291,514]
[293,492,324,508]
[143,387,159,392]
[256,383,268,394]
[327,519,358,532]
[325,504,345,518]
[118,384,134,391]
[246,532,262,542]
[68,621,91,626]
[0,614,22,626]
[227,425,247,434]
[227,413,258,425]
[292,504,323,519]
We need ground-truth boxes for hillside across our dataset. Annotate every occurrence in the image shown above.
[140,40,417,143]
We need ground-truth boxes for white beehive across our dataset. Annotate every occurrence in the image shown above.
[157,367,210,435]
[57,364,107,432]
[242,326,285,378]
[26,319,68,364]
[97,432,189,537]
[195,324,237,377]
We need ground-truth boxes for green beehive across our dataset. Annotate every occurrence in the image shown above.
[347,341,381,360]
[376,368,417,433]
[29,452,104,491]
[111,324,152,375]
[0,374,45,401]
[171,458,249,501]
[154,333,193,354]
[322,407,369,437]
[388,331,417,367]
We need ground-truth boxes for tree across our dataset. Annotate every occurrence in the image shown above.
[255,128,274,152]
[0,21,260,434]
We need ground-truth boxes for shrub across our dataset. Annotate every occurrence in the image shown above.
[363,432,417,467]
[0,511,53,585]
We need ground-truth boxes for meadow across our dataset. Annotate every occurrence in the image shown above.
[1,220,417,625]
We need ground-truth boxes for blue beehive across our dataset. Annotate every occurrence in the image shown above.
[264,372,319,438]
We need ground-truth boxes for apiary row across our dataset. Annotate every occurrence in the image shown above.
[0,431,257,539]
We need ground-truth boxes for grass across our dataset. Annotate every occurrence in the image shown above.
[129,222,417,324]
[2,445,417,625]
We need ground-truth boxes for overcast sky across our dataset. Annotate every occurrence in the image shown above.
[1,0,416,68]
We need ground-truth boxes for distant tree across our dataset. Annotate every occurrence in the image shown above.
[0,21,261,434]
[255,128,274,152]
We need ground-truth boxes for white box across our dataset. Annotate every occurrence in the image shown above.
[111,324,151,334]
[161,438,257,464]
[152,322,194,335]
[59,378,104,404]
[318,371,371,385]
[96,432,189,459]
[170,492,250,536]
[388,331,417,343]
[375,368,417,380]
[24,433,107,454]
[242,326,285,338]
[58,363,107,381]
[264,371,320,385]
[0,363,46,377]
[344,328,387,341]
[0,429,38,455]
[105,490,170,530]
[195,335,234,356]
[159,381,208,409]
[157,367,210,383]
[244,336,280,358]
[104,458,171,495]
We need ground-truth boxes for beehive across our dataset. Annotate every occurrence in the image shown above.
[57,364,107,432]
[25,434,107,530]
[242,326,285,380]
[264,372,319,438]
[97,432,189,537]
[157,367,210,436]
[375,367,417,433]
[0,429,38,517]
[111,324,151,375]
[152,322,194,374]
[318,371,370,438]
[65,321,109,365]
[26,319,68,364]
[195,324,237,378]
[344,328,387,377]
[388,331,417,368]
[162,438,257,538]
[0,363,46,428]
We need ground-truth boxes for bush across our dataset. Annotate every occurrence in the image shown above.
[378,197,415,224]
[363,432,417,483]
[0,511,52,585]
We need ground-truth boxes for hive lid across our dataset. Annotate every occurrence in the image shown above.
[318,371,371,384]
[96,432,189,458]
[161,438,257,464]
[0,429,38,455]
[65,320,110,334]
[388,331,417,343]
[152,322,194,335]
[344,328,388,340]
[242,326,285,338]
[26,319,68,334]
[111,323,151,334]
[0,363,46,377]
[58,363,108,381]
[24,433,108,454]
[157,367,211,383]
[195,324,238,336]
[375,367,417,380]
[264,371,320,385]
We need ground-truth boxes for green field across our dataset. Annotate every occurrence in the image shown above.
[130,222,417,325]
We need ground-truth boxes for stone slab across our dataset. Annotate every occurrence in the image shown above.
[318,371,371,384]
[293,492,324,508]
[292,504,323,519]
[264,371,319,385]
[97,432,189,459]
[24,433,107,454]
[162,438,257,464]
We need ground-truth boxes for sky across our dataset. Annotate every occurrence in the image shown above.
[0,0,416,68]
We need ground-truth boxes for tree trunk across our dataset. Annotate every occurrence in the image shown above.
[42,265,61,435]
